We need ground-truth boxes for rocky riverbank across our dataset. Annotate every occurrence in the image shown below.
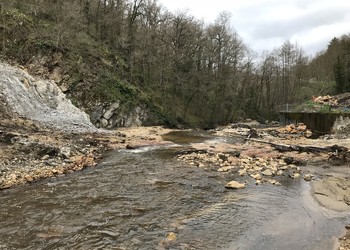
[0,116,172,190]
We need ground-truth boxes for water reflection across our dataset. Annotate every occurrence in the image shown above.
[162,130,214,144]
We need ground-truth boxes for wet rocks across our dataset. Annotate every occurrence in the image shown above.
[303,173,313,181]
[250,173,262,180]
[177,149,313,187]
[166,232,177,241]
[289,173,301,179]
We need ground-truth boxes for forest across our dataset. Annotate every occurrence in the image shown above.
[1,0,350,127]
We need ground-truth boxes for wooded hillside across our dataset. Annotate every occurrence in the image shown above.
[1,0,349,127]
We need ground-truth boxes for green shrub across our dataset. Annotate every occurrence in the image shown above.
[94,75,138,103]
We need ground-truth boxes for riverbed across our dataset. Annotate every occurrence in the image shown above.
[0,131,349,249]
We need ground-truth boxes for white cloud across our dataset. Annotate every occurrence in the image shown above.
[158,0,350,55]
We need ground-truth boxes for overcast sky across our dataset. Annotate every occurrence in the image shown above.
[158,0,350,56]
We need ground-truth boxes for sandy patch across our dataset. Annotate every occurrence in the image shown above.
[312,177,350,212]
[115,126,176,148]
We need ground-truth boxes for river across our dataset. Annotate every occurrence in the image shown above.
[0,131,349,249]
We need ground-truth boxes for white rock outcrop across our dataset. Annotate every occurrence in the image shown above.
[0,62,96,132]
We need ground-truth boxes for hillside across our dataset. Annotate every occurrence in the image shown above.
[1,1,350,128]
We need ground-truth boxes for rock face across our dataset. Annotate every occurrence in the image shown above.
[333,116,350,137]
[0,62,96,133]
[91,102,148,128]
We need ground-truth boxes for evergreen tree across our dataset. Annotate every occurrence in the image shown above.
[334,56,345,93]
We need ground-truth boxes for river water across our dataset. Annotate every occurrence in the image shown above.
[0,131,349,249]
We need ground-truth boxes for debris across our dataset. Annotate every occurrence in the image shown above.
[247,138,348,154]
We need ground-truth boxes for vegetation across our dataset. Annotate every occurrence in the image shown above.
[0,0,350,127]
[293,101,331,113]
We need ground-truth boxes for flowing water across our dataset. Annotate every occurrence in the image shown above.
[0,131,349,249]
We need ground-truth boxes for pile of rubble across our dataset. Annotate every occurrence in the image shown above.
[312,95,338,106]
[277,123,312,136]
[311,93,350,111]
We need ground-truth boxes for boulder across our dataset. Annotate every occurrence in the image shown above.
[50,67,63,83]
[103,102,120,120]
[90,105,104,124]
[268,179,277,185]
[218,166,235,172]
[59,146,71,158]
[289,173,301,179]
[303,173,313,181]
[250,173,262,180]
[238,169,247,176]
[261,169,273,176]
[225,181,246,189]
[100,118,108,127]
[103,109,114,120]
[276,170,284,176]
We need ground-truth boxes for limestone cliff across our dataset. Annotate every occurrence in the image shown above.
[0,62,96,132]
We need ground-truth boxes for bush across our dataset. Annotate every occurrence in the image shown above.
[93,75,138,103]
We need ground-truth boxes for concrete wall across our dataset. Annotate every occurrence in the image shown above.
[279,112,350,133]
